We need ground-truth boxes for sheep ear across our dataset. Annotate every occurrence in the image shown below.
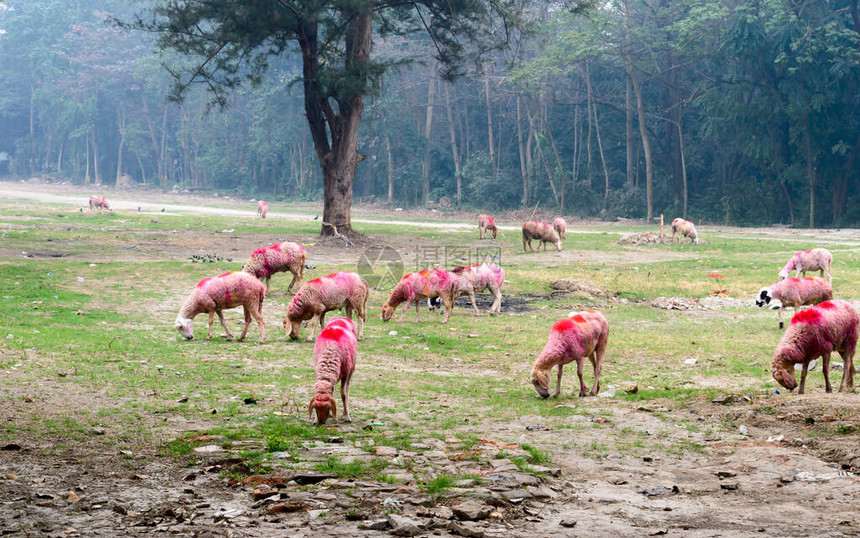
[330,398,337,421]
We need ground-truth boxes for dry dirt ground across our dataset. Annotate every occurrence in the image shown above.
[1,181,860,537]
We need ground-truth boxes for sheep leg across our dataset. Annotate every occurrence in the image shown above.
[552,364,563,398]
[798,362,809,394]
[577,359,588,397]
[246,302,266,343]
[821,353,832,393]
[340,378,351,422]
[778,306,784,329]
[588,353,602,396]
[441,293,454,324]
[305,314,320,342]
[237,307,251,342]
[414,299,421,323]
[205,312,215,339]
[216,311,234,340]
[489,287,502,315]
[286,272,298,293]
[468,291,480,316]
[265,276,271,294]
[398,300,411,323]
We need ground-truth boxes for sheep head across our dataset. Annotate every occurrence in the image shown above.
[755,287,772,308]
[381,302,396,322]
[531,368,551,399]
[309,393,337,425]
[284,317,302,340]
[554,240,562,252]
[771,361,797,391]
[491,226,498,239]
[778,269,789,280]
[175,316,194,340]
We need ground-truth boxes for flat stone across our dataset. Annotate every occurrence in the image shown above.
[360,519,390,530]
[501,489,533,502]
[452,499,492,521]
[490,458,514,469]
[720,481,739,490]
[454,479,478,488]
[526,486,555,499]
[715,470,737,479]
[376,446,399,457]
[387,514,422,536]
[528,465,562,477]
[447,521,486,538]
[560,518,578,528]
[409,443,431,450]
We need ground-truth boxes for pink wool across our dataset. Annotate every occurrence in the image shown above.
[242,241,306,293]
[779,248,832,284]
[284,271,369,341]
[326,316,357,336]
[309,324,357,425]
[89,196,110,211]
[772,299,858,394]
[382,269,456,323]
[671,218,698,244]
[257,201,268,218]
[451,263,505,315]
[552,217,567,240]
[530,310,609,398]
[522,221,562,252]
[478,214,498,240]
[175,271,266,343]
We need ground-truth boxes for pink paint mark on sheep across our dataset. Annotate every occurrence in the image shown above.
[791,309,823,325]
[817,301,837,310]
[197,277,213,288]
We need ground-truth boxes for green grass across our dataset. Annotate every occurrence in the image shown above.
[2,195,860,471]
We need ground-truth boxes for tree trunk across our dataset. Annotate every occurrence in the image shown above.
[421,61,438,205]
[527,103,558,207]
[141,93,164,184]
[84,134,91,185]
[29,83,37,175]
[803,116,816,228]
[585,63,594,190]
[677,116,688,219]
[484,74,496,181]
[445,84,462,206]
[586,67,610,208]
[516,95,529,206]
[92,127,101,185]
[386,136,394,204]
[115,102,127,185]
[626,55,653,220]
[626,78,634,189]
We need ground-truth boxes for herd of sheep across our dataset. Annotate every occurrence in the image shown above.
[85,195,855,425]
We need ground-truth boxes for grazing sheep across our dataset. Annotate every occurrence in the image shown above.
[522,221,562,252]
[284,271,369,341]
[756,277,832,329]
[779,248,832,284]
[671,218,698,244]
[89,196,111,212]
[175,271,266,343]
[478,214,498,240]
[450,263,505,315]
[325,316,356,336]
[531,310,609,398]
[382,269,456,323]
[309,320,358,425]
[242,241,306,293]
[257,201,268,219]
[771,299,858,394]
[553,217,567,240]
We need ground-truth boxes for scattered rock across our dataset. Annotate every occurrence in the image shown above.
[387,513,422,536]
[559,518,578,528]
[720,481,740,490]
[637,485,679,497]
[447,521,486,537]
[360,519,390,531]
[452,499,492,521]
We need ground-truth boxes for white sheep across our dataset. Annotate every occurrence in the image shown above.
[242,241,306,293]
[771,299,858,394]
[175,271,266,342]
[284,271,369,341]
[756,276,832,328]
[309,318,358,425]
[450,263,504,315]
[530,310,609,398]
[553,217,567,240]
[671,218,698,244]
[257,200,268,218]
[779,248,832,284]
[89,196,111,212]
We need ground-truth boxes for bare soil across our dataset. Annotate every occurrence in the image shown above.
[1,181,859,537]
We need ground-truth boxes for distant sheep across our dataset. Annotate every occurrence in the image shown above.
[771,299,858,394]
[522,221,562,252]
[175,271,266,343]
[309,319,357,425]
[242,241,306,293]
[553,217,567,240]
[257,201,268,219]
[478,214,498,240]
[756,277,832,328]
[89,196,111,212]
[284,271,369,341]
[450,263,505,315]
[382,269,456,323]
[671,218,698,244]
[530,310,609,398]
[779,248,832,284]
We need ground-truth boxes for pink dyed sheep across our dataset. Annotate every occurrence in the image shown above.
[284,271,369,341]
[451,263,505,315]
[530,310,609,398]
[257,201,268,219]
[671,218,698,244]
[771,300,858,394]
[552,217,567,240]
[382,269,457,323]
[175,271,266,343]
[309,321,357,425]
[325,316,356,335]
[522,221,562,252]
[756,277,832,329]
[478,214,498,240]
[89,196,111,212]
[242,241,307,293]
[779,248,832,284]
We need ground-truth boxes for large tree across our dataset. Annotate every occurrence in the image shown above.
[130,0,546,236]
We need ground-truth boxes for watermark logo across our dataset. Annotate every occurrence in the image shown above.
[414,246,502,272]
[357,245,404,290]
